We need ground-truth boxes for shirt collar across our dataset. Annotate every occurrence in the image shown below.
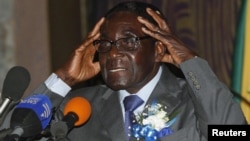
[119,66,163,114]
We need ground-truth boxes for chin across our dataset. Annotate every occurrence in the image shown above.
[106,81,129,91]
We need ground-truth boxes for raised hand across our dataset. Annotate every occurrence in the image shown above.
[137,8,197,68]
[55,17,105,86]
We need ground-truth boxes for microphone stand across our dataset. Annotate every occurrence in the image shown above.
[2,134,19,141]
[0,101,19,126]
[0,128,12,140]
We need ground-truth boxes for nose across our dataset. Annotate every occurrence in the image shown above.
[108,44,122,58]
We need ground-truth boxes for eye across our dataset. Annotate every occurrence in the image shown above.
[120,37,136,47]
[99,41,111,47]
[125,37,136,44]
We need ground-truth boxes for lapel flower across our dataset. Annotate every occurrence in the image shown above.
[131,99,178,141]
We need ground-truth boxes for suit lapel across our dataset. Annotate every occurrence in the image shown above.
[143,65,190,135]
[99,89,127,141]
[96,65,188,141]
[146,65,183,114]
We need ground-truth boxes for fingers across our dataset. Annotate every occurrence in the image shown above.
[81,17,104,76]
[145,8,170,32]
[88,17,105,37]
[137,12,170,42]
[138,8,196,67]
[73,17,104,75]
[79,17,105,58]
[55,17,105,86]
[82,17,105,48]
[137,10,174,64]
[137,8,170,34]
[92,62,101,75]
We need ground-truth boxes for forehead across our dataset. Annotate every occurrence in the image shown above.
[101,11,144,37]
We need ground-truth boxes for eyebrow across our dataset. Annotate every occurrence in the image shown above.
[100,28,143,39]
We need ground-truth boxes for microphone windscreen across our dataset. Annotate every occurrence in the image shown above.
[10,108,42,137]
[2,66,30,101]
[10,94,53,137]
[63,97,91,126]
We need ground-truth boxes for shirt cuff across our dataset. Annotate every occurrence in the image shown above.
[45,73,71,97]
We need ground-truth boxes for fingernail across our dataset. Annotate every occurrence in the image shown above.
[141,27,146,31]
[147,8,152,11]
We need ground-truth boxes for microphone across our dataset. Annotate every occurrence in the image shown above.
[2,72,71,140]
[50,97,91,141]
[0,66,30,118]
[3,94,53,140]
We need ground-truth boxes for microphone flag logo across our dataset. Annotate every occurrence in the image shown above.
[16,94,53,129]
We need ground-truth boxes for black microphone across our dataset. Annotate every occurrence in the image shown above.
[2,94,53,141]
[50,97,91,141]
[3,73,71,140]
[0,66,30,124]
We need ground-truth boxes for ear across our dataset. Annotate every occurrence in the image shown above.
[154,41,165,62]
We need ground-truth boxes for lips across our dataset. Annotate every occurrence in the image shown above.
[109,68,126,72]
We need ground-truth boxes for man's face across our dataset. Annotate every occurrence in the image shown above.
[99,11,158,93]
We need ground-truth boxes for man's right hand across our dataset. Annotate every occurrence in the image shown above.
[55,17,105,86]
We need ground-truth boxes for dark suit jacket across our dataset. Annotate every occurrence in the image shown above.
[25,57,242,141]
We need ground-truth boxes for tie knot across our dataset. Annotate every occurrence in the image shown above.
[123,95,144,112]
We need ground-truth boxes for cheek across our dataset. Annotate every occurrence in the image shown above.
[98,55,107,73]
[98,54,106,66]
[131,53,156,81]
[135,50,156,69]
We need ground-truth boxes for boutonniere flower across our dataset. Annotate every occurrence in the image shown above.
[131,99,178,141]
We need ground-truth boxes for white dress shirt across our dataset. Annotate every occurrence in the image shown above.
[119,66,163,120]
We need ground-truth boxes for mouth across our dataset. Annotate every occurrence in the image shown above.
[109,68,126,72]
